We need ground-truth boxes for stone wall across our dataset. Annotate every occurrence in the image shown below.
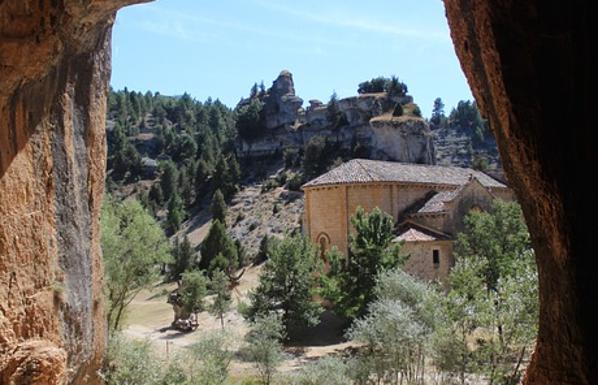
[402,240,453,283]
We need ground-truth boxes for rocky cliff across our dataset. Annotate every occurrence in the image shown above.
[237,71,435,165]
[0,1,145,384]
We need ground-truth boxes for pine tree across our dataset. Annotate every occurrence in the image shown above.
[430,97,446,129]
[209,270,232,329]
[194,159,211,203]
[211,189,227,224]
[200,220,238,274]
[170,236,194,281]
[180,270,209,319]
[160,161,178,203]
[167,191,185,234]
[246,234,322,335]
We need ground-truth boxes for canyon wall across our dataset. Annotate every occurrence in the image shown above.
[0,1,145,384]
[444,1,595,384]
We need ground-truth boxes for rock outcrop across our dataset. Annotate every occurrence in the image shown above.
[444,1,595,384]
[237,72,435,165]
[0,1,146,384]
[262,70,304,130]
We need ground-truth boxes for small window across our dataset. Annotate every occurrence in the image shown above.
[432,249,440,267]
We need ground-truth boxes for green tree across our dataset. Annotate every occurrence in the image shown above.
[189,332,234,385]
[101,197,171,332]
[329,207,405,319]
[167,191,185,234]
[303,136,329,179]
[449,200,537,385]
[160,160,178,202]
[245,314,285,385]
[195,158,212,202]
[246,234,323,335]
[209,270,232,329]
[210,189,227,224]
[384,75,408,98]
[430,97,446,128]
[180,270,209,319]
[104,336,162,385]
[213,154,237,200]
[199,220,238,274]
[170,236,195,281]
[347,269,438,385]
[236,98,265,140]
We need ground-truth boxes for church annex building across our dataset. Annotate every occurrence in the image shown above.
[302,159,513,282]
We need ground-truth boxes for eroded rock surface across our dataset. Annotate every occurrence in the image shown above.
[0,1,146,384]
[444,1,595,384]
[237,71,435,164]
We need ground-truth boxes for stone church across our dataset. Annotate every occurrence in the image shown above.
[302,159,512,282]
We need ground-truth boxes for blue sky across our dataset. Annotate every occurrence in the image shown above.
[111,0,472,117]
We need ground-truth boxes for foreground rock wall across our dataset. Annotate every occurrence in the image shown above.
[444,1,595,384]
[0,1,145,384]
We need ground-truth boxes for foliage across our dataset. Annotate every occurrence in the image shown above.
[244,314,285,385]
[246,234,323,335]
[357,76,408,97]
[302,136,342,180]
[430,97,446,128]
[209,270,232,329]
[448,200,537,385]
[392,103,403,117]
[326,92,348,130]
[412,105,422,117]
[200,220,238,274]
[448,100,493,148]
[166,190,185,234]
[160,160,179,203]
[170,236,195,281]
[101,197,171,332]
[254,234,271,264]
[325,207,405,319]
[210,189,227,224]
[236,98,265,140]
[346,269,438,385]
[103,335,163,385]
[188,332,234,385]
[288,356,350,385]
[106,87,238,225]
[180,270,209,317]
[212,153,241,200]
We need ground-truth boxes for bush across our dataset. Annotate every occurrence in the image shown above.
[392,103,403,117]
[244,314,285,385]
[287,357,350,385]
[103,336,162,385]
[286,173,304,191]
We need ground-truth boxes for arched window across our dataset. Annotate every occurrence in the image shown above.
[316,232,331,260]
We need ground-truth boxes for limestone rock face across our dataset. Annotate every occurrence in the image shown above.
[444,1,595,384]
[0,1,146,384]
[369,116,435,164]
[238,71,435,165]
[263,70,303,130]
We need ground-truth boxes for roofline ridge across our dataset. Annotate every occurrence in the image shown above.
[354,158,378,182]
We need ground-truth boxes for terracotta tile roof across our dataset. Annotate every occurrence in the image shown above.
[416,188,462,214]
[394,228,438,242]
[393,224,451,243]
[302,159,506,189]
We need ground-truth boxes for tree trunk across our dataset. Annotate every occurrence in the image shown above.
[444,2,596,384]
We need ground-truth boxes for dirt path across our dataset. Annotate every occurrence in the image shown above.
[122,264,355,375]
